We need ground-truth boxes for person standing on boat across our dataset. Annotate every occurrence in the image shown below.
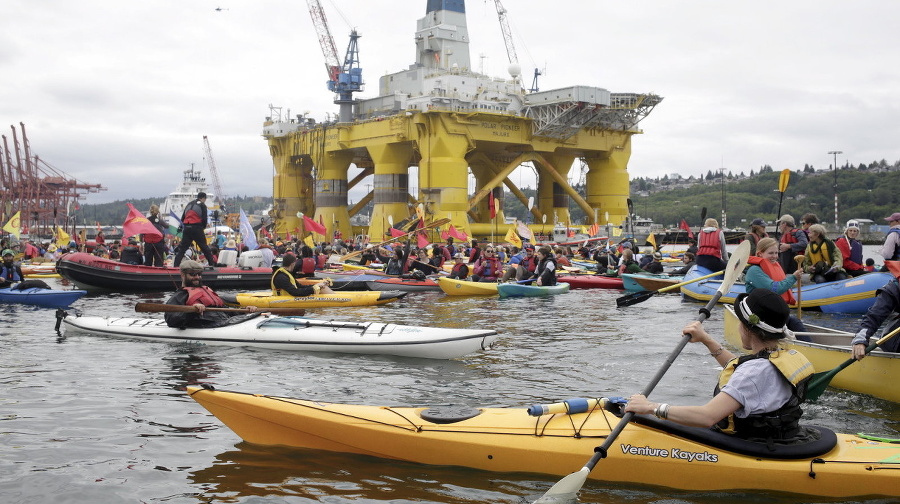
[745,237,805,333]
[696,218,729,272]
[529,246,557,287]
[164,259,256,329]
[802,224,846,284]
[626,289,814,442]
[173,192,216,268]
[835,220,866,277]
[852,261,900,358]
[879,212,900,269]
[0,249,24,289]
[143,204,168,267]
[776,215,808,274]
[272,253,333,297]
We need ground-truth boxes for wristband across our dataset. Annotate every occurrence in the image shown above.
[654,403,670,419]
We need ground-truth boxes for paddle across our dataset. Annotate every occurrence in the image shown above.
[534,240,751,503]
[775,169,791,234]
[805,325,900,401]
[135,302,306,316]
[794,254,805,319]
[616,269,726,307]
[339,218,451,262]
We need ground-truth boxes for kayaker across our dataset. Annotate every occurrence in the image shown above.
[642,252,664,274]
[272,253,333,297]
[530,246,557,286]
[448,253,469,279]
[744,237,805,333]
[835,220,866,277]
[0,249,24,289]
[173,192,217,268]
[670,252,696,275]
[470,246,502,282]
[851,260,900,359]
[164,259,257,329]
[617,249,643,276]
[411,248,439,275]
[696,218,729,272]
[776,214,808,274]
[292,245,318,278]
[879,212,900,268]
[802,224,846,284]
[625,289,814,443]
[383,244,409,276]
[498,245,537,282]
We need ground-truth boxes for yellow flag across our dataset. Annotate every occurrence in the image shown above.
[504,227,522,248]
[646,232,657,250]
[580,226,589,235]
[55,226,71,248]
[3,211,21,239]
[612,227,622,237]
[304,234,315,248]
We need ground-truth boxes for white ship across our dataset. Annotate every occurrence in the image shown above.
[159,166,219,219]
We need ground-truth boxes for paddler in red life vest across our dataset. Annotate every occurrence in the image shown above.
[696,218,729,272]
[626,289,814,442]
[164,259,256,329]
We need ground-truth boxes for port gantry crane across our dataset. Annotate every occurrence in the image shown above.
[491,0,541,92]
[306,0,363,122]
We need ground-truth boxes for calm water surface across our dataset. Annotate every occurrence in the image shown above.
[1,273,898,504]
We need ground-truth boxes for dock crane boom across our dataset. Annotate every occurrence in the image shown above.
[202,135,226,214]
[305,0,363,122]
[492,0,518,68]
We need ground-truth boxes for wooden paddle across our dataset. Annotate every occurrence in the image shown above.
[339,218,451,262]
[794,254,805,319]
[135,302,306,316]
[616,269,726,307]
[805,325,900,401]
[534,241,752,503]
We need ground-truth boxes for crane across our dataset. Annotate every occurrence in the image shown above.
[202,135,227,217]
[491,0,542,92]
[306,0,363,122]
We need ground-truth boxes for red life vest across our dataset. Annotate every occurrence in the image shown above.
[184,286,225,307]
[747,256,796,305]
[301,257,317,274]
[698,229,722,258]
[781,228,799,244]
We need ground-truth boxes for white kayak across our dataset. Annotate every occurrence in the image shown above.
[60,313,499,359]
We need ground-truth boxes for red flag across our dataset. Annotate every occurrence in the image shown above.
[389,227,406,238]
[123,203,162,240]
[449,225,468,241]
[679,219,694,239]
[303,215,327,235]
[440,230,450,241]
[488,192,496,219]
[417,231,429,248]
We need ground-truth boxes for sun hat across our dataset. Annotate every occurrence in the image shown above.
[179,259,204,273]
[2,249,14,257]
[884,212,900,222]
[454,252,465,259]
[845,220,860,230]
[653,251,662,259]
[734,290,791,338]
[777,214,795,226]
[225,239,236,248]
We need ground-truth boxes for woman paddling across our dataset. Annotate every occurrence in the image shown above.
[625,289,814,442]
[745,237,806,333]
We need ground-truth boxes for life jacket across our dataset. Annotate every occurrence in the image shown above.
[271,267,298,296]
[476,257,502,279]
[747,256,797,305]
[184,286,225,307]
[300,257,316,275]
[316,254,327,269]
[450,262,469,279]
[780,228,799,245]
[181,200,204,225]
[835,236,863,269]
[888,228,900,260]
[715,349,813,443]
[806,239,838,268]
[535,256,557,286]
[1,263,22,283]
[698,229,722,258]
[522,254,539,273]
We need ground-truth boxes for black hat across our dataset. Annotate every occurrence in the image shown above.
[750,218,766,227]
[734,290,791,338]
[197,191,207,199]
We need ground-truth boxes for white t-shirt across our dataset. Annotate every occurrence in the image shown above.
[720,359,792,418]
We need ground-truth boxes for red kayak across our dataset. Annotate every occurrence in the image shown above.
[556,274,624,289]
[56,252,275,292]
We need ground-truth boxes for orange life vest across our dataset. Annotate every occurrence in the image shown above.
[184,286,225,307]
[747,256,796,305]
[698,229,722,258]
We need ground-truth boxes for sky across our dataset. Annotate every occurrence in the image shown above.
[4,0,900,206]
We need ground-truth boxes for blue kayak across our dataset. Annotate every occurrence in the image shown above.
[497,282,570,298]
[0,287,87,308]
[680,265,892,314]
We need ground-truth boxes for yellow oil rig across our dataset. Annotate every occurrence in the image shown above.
[263,0,661,242]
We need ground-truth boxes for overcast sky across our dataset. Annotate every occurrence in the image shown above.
[4,0,899,206]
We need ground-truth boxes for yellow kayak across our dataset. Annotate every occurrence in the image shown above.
[723,305,900,403]
[224,290,406,308]
[437,277,498,296]
[187,386,900,498]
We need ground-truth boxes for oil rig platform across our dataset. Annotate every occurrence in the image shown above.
[263,0,661,241]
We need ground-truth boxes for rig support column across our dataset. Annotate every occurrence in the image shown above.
[367,143,413,241]
[311,149,354,241]
[537,153,575,228]
[416,115,473,237]
[585,140,632,227]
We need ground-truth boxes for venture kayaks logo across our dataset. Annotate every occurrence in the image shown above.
[619,443,719,463]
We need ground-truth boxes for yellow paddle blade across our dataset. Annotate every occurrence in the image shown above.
[778,168,791,193]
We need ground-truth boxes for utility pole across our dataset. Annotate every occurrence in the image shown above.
[828,150,842,227]
[718,167,727,229]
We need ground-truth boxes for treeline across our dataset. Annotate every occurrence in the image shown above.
[627,162,900,228]
[78,195,272,225]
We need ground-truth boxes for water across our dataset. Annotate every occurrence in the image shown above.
[2,275,898,504]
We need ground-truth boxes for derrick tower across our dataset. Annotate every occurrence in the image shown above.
[263,0,661,241]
